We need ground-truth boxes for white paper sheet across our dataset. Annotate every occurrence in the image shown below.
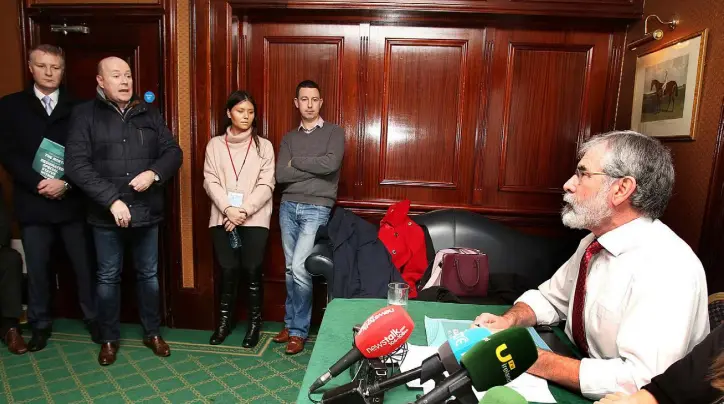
[402,344,557,403]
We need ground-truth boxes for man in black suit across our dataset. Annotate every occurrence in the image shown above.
[0,183,27,355]
[0,44,98,351]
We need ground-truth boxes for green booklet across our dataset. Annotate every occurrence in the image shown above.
[32,138,65,179]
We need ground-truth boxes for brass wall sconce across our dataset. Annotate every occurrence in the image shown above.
[627,15,680,50]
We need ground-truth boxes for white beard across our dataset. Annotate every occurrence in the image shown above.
[561,186,612,230]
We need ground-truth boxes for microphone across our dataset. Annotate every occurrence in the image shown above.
[448,327,494,365]
[365,327,493,396]
[309,305,414,393]
[414,327,538,404]
[478,386,528,404]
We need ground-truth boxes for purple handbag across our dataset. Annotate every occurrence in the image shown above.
[440,249,489,297]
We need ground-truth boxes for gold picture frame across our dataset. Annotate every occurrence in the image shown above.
[631,29,708,140]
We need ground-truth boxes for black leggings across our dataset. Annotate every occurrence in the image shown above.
[210,226,269,284]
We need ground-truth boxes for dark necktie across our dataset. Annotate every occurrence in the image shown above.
[571,239,604,357]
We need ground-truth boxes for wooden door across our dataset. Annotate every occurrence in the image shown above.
[27,13,167,325]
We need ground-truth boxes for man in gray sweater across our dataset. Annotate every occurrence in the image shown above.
[273,80,345,355]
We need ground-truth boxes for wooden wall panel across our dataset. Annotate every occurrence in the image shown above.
[477,28,614,211]
[28,0,158,5]
[230,0,644,19]
[360,26,483,204]
[500,44,591,193]
[263,39,342,141]
[380,39,464,188]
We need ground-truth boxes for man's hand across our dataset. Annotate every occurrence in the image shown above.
[595,391,657,404]
[472,313,514,331]
[223,218,236,232]
[595,393,629,403]
[110,200,131,228]
[38,179,67,199]
[474,302,537,330]
[225,207,247,226]
[129,170,156,192]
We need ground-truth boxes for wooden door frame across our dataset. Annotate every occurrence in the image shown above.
[699,96,724,294]
[20,2,182,326]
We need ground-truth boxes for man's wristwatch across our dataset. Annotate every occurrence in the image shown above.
[154,174,160,182]
[63,181,71,191]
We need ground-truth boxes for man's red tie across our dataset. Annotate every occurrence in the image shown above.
[571,239,604,357]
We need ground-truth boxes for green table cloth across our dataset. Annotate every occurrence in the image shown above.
[297,298,592,404]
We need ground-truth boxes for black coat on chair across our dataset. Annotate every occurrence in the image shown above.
[315,207,404,299]
[308,208,581,304]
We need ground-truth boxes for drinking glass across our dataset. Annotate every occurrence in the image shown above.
[388,282,410,309]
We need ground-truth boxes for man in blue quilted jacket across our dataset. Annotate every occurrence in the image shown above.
[65,56,182,366]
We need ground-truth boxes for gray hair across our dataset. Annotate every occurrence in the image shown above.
[580,130,674,219]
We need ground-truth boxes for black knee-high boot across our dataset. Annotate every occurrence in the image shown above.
[242,271,263,348]
[210,268,238,345]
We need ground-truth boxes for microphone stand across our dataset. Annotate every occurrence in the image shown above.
[366,355,478,403]
[367,354,448,396]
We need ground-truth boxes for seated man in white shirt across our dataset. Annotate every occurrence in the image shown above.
[473,130,710,400]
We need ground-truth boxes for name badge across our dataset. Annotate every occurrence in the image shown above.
[227,191,244,208]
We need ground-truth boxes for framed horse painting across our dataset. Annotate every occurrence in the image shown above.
[631,29,708,140]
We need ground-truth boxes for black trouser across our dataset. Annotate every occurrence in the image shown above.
[0,246,23,335]
[210,226,268,320]
[21,221,97,330]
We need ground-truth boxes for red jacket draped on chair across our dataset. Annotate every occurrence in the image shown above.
[378,200,428,298]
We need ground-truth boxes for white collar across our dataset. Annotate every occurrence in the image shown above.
[298,116,325,132]
[597,216,655,257]
[33,85,60,106]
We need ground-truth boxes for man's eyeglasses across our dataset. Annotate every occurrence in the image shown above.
[574,168,614,181]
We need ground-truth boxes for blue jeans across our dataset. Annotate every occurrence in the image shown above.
[92,225,161,342]
[279,201,331,339]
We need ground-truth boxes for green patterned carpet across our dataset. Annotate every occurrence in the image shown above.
[0,320,315,403]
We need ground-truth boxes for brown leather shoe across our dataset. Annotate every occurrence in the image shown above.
[98,342,119,366]
[143,336,171,357]
[3,328,28,355]
[273,328,290,343]
[285,336,305,355]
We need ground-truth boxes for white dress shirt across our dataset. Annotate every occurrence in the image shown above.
[298,116,324,134]
[517,217,710,400]
[33,85,59,114]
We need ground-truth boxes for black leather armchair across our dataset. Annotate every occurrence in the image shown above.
[306,208,581,302]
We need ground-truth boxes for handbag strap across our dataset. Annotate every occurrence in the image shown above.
[453,257,480,289]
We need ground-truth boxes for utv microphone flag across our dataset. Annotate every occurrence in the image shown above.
[309,305,414,393]
[32,138,65,179]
